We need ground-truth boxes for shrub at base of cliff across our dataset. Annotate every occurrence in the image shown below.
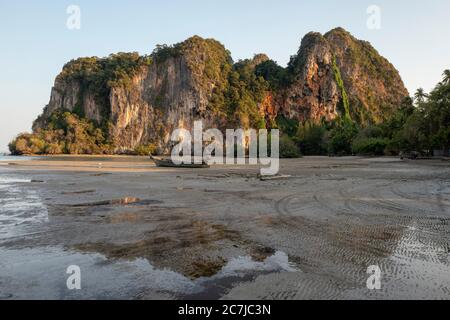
[9,111,113,155]
[276,115,299,138]
[133,144,158,156]
[296,121,328,155]
[327,119,358,156]
[351,125,388,156]
[8,133,43,155]
[279,135,301,158]
[352,137,389,156]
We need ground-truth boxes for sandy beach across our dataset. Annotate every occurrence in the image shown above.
[0,155,449,299]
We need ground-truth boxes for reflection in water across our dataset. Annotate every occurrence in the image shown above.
[185,251,297,299]
[0,176,48,238]
[0,247,296,300]
[0,172,297,299]
[1,163,448,299]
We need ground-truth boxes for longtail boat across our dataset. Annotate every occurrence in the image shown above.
[150,155,210,168]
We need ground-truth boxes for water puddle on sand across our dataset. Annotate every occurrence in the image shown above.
[0,175,48,239]
[0,247,296,299]
[381,220,450,298]
[184,251,297,299]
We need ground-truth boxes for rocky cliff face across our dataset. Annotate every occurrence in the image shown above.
[279,28,408,124]
[324,28,408,123]
[31,28,408,154]
[33,37,232,152]
[281,32,340,122]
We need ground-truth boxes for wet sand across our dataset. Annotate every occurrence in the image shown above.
[0,156,449,299]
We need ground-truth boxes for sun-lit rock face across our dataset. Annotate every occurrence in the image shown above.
[281,32,340,122]
[323,27,409,123]
[279,28,408,124]
[32,29,408,153]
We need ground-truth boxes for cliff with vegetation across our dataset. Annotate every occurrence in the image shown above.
[270,28,408,125]
[11,28,414,156]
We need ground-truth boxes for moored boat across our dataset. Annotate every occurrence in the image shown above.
[150,155,210,168]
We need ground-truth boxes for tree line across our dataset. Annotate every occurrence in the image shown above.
[279,69,450,158]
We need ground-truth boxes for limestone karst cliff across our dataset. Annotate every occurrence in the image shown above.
[23,28,408,154]
[278,27,408,124]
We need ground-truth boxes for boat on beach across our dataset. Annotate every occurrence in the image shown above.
[150,155,210,168]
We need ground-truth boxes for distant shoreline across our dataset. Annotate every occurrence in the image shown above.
[2,154,149,158]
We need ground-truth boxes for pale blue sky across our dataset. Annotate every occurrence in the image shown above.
[1,0,449,151]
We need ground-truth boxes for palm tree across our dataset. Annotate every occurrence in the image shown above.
[414,88,427,104]
[442,69,450,85]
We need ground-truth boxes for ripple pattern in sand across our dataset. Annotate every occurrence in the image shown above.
[272,179,450,299]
